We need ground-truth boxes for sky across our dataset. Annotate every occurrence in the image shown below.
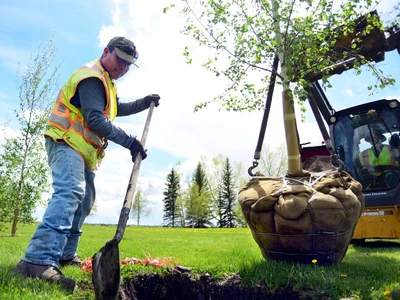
[0,0,399,226]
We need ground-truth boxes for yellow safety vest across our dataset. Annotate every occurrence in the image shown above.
[359,145,399,175]
[45,60,117,170]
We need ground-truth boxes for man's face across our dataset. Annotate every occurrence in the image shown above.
[102,48,131,80]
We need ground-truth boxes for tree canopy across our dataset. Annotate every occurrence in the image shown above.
[167,0,397,112]
[167,0,399,175]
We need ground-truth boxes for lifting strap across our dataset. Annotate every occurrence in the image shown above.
[247,59,344,176]
[248,55,280,176]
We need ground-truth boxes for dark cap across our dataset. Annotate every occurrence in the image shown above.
[107,36,139,67]
[365,133,386,143]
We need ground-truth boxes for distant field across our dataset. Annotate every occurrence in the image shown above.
[1,223,399,299]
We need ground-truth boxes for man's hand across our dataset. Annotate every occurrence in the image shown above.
[129,139,147,162]
[144,94,160,107]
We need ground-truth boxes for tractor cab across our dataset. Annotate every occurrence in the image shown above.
[330,100,400,199]
[315,99,400,240]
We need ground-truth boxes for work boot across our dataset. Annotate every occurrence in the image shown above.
[12,260,75,293]
[59,255,82,267]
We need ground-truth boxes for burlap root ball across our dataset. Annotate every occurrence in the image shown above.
[238,170,365,265]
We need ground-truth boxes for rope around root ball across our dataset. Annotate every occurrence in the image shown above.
[238,170,364,265]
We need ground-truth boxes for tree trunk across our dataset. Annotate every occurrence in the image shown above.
[11,177,25,237]
[270,0,302,176]
[282,90,302,176]
[11,206,20,237]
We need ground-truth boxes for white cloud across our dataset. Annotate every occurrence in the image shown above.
[344,89,356,97]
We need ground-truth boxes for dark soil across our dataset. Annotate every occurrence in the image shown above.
[119,272,310,300]
[302,155,333,172]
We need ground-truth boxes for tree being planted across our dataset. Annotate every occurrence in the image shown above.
[164,0,400,264]
[172,0,396,174]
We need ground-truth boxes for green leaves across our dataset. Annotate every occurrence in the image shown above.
[0,33,60,235]
[163,4,175,14]
[170,0,396,113]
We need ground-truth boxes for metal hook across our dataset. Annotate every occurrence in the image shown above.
[248,160,259,177]
[331,155,344,172]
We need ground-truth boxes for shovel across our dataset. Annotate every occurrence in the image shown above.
[92,102,155,300]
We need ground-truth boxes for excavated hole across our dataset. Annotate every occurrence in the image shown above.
[118,272,306,300]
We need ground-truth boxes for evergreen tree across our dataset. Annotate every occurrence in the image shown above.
[162,168,181,227]
[203,154,246,226]
[193,162,208,193]
[186,162,213,227]
[218,158,237,228]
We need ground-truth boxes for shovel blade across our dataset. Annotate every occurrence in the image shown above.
[92,238,121,300]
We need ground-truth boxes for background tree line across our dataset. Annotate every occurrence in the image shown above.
[161,148,287,228]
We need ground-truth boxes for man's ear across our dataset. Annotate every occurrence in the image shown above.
[103,47,109,55]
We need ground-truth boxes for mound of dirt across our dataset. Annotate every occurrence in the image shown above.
[302,155,332,172]
[119,272,307,300]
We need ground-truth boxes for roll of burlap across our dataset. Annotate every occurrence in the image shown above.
[238,170,364,265]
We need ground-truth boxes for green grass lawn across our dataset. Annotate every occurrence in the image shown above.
[1,223,399,299]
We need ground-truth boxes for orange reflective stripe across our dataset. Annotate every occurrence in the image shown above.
[48,112,71,129]
[73,120,103,148]
[48,101,104,149]
[47,102,72,128]
[388,147,394,164]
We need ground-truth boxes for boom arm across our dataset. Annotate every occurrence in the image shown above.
[306,16,400,82]
[306,21,400,125]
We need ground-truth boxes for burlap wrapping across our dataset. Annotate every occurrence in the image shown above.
[238,170,365,265]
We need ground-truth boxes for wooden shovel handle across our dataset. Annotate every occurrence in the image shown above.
[115,101,155,241]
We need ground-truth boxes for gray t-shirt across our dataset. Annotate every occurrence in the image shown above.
[70,77,148,148]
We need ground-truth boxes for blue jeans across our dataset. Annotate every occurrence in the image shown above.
[23,137,96,267]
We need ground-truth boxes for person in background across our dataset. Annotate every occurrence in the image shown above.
[359,132,400,189]
[12,36,160,293]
